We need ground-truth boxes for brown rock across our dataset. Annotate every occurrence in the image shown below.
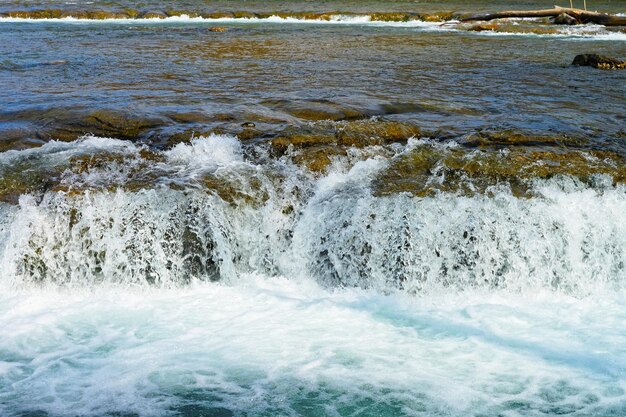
[553,12,578,25]
[468,23,500,32]
[141,11,167,19]
[572,54,626,70]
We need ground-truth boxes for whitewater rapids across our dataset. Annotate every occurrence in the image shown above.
[1,135,625,416]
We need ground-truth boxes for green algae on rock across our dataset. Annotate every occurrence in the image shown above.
[270,120,422,173]
[373,139,626,198]
[31,109,168,142]
[271,120,423,153]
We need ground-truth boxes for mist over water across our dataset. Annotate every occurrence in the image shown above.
[1,0,625,415]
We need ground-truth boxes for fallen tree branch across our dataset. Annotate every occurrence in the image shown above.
[460,6,626,26]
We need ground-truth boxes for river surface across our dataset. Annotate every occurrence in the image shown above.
[0,1,625,416]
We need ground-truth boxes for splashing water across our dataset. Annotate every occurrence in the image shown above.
[1,135,626,416]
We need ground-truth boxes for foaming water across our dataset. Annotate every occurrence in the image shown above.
[0,135,625,294]
[2,278,626,416]
[0,14,443,25]
[1,14,625,40]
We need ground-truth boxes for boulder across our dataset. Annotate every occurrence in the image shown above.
[553,12,578,25]
[572,54,625,70]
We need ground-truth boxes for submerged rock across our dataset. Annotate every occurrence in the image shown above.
[34,109,168,142]
[262,99,371,122]
[572,54,626,70]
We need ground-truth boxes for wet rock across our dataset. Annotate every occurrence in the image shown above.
[553,13,578,25]
[504,25,560,36]
[201,174,269,207]
[5,9,134,19]
[291,146,346,173]
[468,23,500,32]
[0,158,67,204]
[373,142,626,198]
[572,54,626,70]
[271,132,336,151]
[271,120,422,152]
[270,120,422,173]
[8,9,63,19]
[466,23,562,36]
[165,111,214,124]
[166,10,200,18]
[232,11,257,19]
[0,122,45,152]
[255,11,337,20]
[141,11,167,19]
[165,128,225,147]
[208,27,228,33]
[35,109,168,142]
[421,12,455,22]
[86,10,129,19]
[241,122,256,128]
[124,8,140,18]
[262,99,371,122]
[201,12,234,19]
[459,131,588,148]
[335,120,422,147]
[237,128,262,141]
[368,12,414,22]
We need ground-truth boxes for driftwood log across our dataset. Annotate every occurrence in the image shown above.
[461,6,626,26]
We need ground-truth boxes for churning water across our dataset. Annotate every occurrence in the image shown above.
[0,135,625,416]
[1,0,625,415]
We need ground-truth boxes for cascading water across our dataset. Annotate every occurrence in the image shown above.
[1,137,626,416]
[2,4,626,414]
[1,135,624,295]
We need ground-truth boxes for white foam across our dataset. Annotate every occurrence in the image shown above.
[165,134,244,172]
[2,14,623,40]
[1,278,625,416]
[0,135,138,164]
[465,24,626,41]
[0,14,443,28]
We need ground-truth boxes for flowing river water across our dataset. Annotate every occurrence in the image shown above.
[0,1,625,416]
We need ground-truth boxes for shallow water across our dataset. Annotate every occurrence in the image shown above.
[1,1,625,416]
